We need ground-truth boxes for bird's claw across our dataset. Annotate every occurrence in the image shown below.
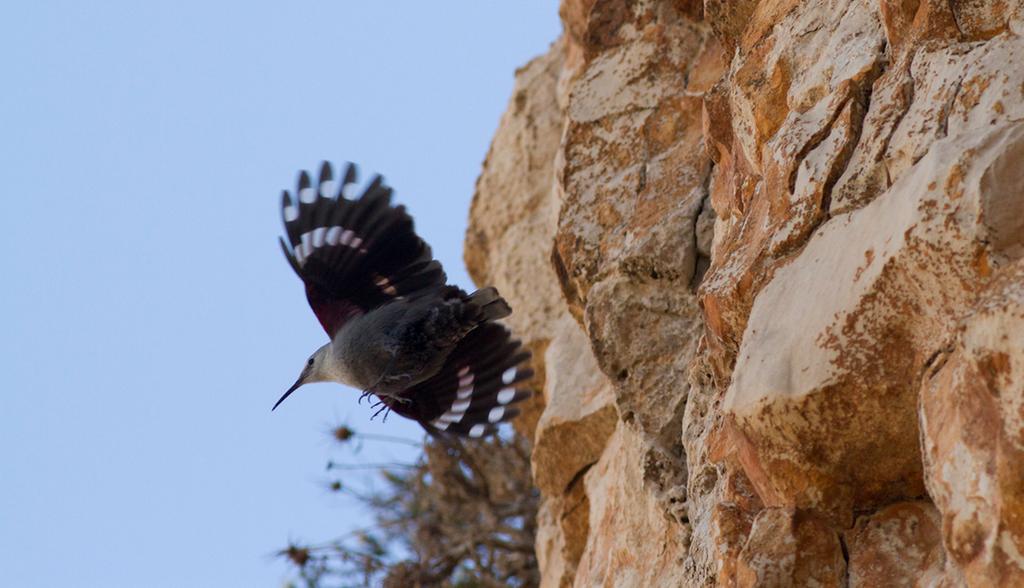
[370,403,392,422]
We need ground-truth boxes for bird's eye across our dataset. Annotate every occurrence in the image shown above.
[307,357,315,366]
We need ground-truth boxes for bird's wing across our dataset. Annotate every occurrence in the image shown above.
[280,162,448,337]
[381,322,533,437]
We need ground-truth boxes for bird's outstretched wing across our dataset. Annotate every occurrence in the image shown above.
[280,162,447,337]
[380,322,534,437]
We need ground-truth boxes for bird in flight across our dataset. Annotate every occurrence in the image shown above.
[273,162,532,437]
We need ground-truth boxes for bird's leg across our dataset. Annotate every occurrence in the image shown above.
[370,403,391,421]
[367,393,407,422]
[360,352,400,404]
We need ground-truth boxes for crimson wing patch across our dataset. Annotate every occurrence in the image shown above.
[381,322,533,438]
[279,162,447,337]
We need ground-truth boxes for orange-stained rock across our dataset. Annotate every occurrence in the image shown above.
[724,124,1024,524]
[465,39,566,347]
[920,260,1024,586]
[573,425,692,587]
[879,0,923,53]
[466,38,617,587]
[464,0,1024,586]
[699,0,887,363]
[531,319,618,496]
[950,0,1013,40]
[552,0,718,467]
[711,502,756,586]
[554,24,708,317]
[703,0,759,51]
[734,508,846,587]
[536,476,591,587]
[465,38,568,444]
[845,501,955,587]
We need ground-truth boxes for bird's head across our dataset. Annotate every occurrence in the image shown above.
[273,343,332,410]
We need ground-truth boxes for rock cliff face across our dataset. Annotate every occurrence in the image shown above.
[465,1,1024,585]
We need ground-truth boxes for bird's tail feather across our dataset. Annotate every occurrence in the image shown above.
[467,287,512,322]
[380,322,533,438]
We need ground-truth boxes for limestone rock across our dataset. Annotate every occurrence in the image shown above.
[536,476,591,587]
[552,3,721,546]
[845,501,954,587]
[464,0,1024,585]
[700,0,888,370]
[574,425,691,587]
[735,508,846,587]
[722,125,1016,524]
[920,260,1024,586]
[531,318,618,497]
[465,37,569,442]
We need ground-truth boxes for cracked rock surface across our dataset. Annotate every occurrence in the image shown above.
[466,0,1024,585]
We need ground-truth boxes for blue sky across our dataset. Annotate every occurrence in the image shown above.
[0,2,559,586]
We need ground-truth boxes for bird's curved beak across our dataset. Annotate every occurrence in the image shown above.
[272,377,304,411]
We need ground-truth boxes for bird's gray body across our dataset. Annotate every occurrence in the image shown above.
[327,295,471,396]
